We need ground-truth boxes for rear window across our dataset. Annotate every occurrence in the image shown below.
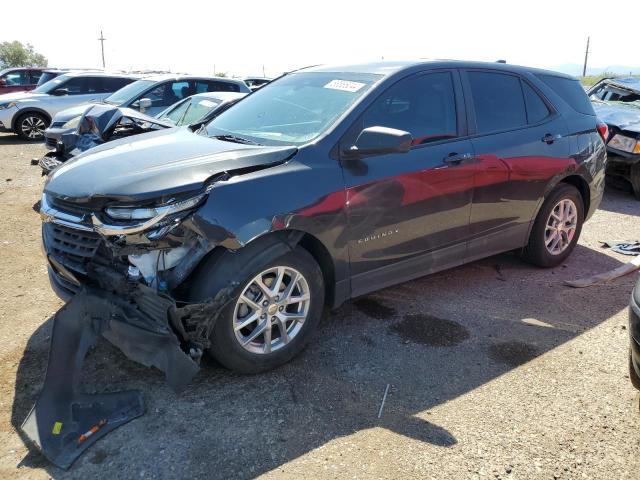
[538,74,595,115]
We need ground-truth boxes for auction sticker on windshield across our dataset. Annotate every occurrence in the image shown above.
[324,79,366,92]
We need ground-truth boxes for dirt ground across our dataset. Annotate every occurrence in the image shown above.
[0,132,639,479]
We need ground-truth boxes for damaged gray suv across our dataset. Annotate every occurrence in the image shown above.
[40,60,606,384]
[33,60,607,466]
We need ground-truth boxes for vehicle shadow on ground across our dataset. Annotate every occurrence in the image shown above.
[10,243,634,478]
[0,134,42,147]
[598,184,640,216]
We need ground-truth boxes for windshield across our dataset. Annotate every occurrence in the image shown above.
[104,79,155,105]
[160,97,221,125]
[206,72,382,145]
[590,83,640,105]
[33,74,71,93]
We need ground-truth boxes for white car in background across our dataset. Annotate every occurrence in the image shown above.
[0,72,136,140]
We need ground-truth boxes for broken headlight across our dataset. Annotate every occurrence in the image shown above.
[608,134,640,154]
[62,115,82,129]
[105,193,206,221]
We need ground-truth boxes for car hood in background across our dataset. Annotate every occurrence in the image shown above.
[44,127,297,204]
[0,91,50,103]
[592,101,640,134]
[52,103,103,123]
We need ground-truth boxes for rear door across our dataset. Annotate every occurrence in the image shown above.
[341,70,476,296]
[461,69,572,259]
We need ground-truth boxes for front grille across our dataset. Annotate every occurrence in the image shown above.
[43,222,102,275]
[49,196,96,217]
[45,137,57,149]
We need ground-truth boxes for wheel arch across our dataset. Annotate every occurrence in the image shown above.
[524,173,591,246]
[11,107,52,131]
[184,229,337,308]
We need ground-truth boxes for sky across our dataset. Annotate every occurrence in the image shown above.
[2,0,637,78]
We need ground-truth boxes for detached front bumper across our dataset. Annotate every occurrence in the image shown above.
[33,194,236,468]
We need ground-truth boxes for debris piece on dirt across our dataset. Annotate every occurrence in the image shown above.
[30,158,39,166]
[601,240,640,256]
[377,384,390,419]
[564,255,640,288]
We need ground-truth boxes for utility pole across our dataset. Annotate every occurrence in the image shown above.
[98,30,106,68]
[582,36,590,77]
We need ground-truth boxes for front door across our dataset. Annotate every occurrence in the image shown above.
[340,70,475,296]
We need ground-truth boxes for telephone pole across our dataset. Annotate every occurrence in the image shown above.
[98,30,106,68]
[582,36,590,77]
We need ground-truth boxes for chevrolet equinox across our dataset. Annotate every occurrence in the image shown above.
[40,60,607,375]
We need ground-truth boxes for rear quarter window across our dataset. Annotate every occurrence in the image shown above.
[537,74,595,115]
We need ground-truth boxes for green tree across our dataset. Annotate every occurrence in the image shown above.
[0,41,48,68]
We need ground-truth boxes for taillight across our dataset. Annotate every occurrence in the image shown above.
[597,121,609,143]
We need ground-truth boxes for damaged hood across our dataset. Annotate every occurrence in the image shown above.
[44,127,297,203]
[52,103,103,123]
[593,101,640,135]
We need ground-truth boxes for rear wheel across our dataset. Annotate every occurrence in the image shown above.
[16,112,48,140]
[188,247,324,374]
[521,183,584,267]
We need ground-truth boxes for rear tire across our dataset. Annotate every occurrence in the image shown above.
[187,246,324,374]
[15,112,49,140]
[521,183,584,267]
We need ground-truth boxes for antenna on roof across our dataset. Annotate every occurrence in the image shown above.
[496,59,507,64]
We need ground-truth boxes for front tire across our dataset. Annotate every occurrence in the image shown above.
[188,247,324,374]
[521,183,584,267]
[16,112,49,140]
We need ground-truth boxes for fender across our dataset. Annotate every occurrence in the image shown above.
[11,106,52,130]
[187,156,351,304]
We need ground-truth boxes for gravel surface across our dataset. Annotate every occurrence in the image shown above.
[0,132,639,479]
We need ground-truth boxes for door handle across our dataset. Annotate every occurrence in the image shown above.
[443,152,474,165]
[541,133,561,144]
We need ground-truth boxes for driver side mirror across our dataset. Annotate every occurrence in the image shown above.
[138,98,152,111]
[347,126,412,157]
[52,88,68,96]
[0,78,5,87]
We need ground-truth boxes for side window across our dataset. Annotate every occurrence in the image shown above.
[63,77,100,95]
[30,70,43,84]
[139,81,191,108]
[101,77,132,93]
[200,80,240,93]
[171,81,192,100]
[3,71,30,86]
[362,72,458,145]
[537,74,595,115]
[468,71,527,134]
[523,82,551,124]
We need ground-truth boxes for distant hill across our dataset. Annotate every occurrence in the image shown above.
[551,63,640,77]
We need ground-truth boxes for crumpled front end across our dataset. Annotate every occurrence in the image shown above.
[29,190,237,469]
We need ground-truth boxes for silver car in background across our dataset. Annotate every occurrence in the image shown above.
[0,72,137,139]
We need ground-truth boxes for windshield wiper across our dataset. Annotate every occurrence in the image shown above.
[212,134,260,145]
